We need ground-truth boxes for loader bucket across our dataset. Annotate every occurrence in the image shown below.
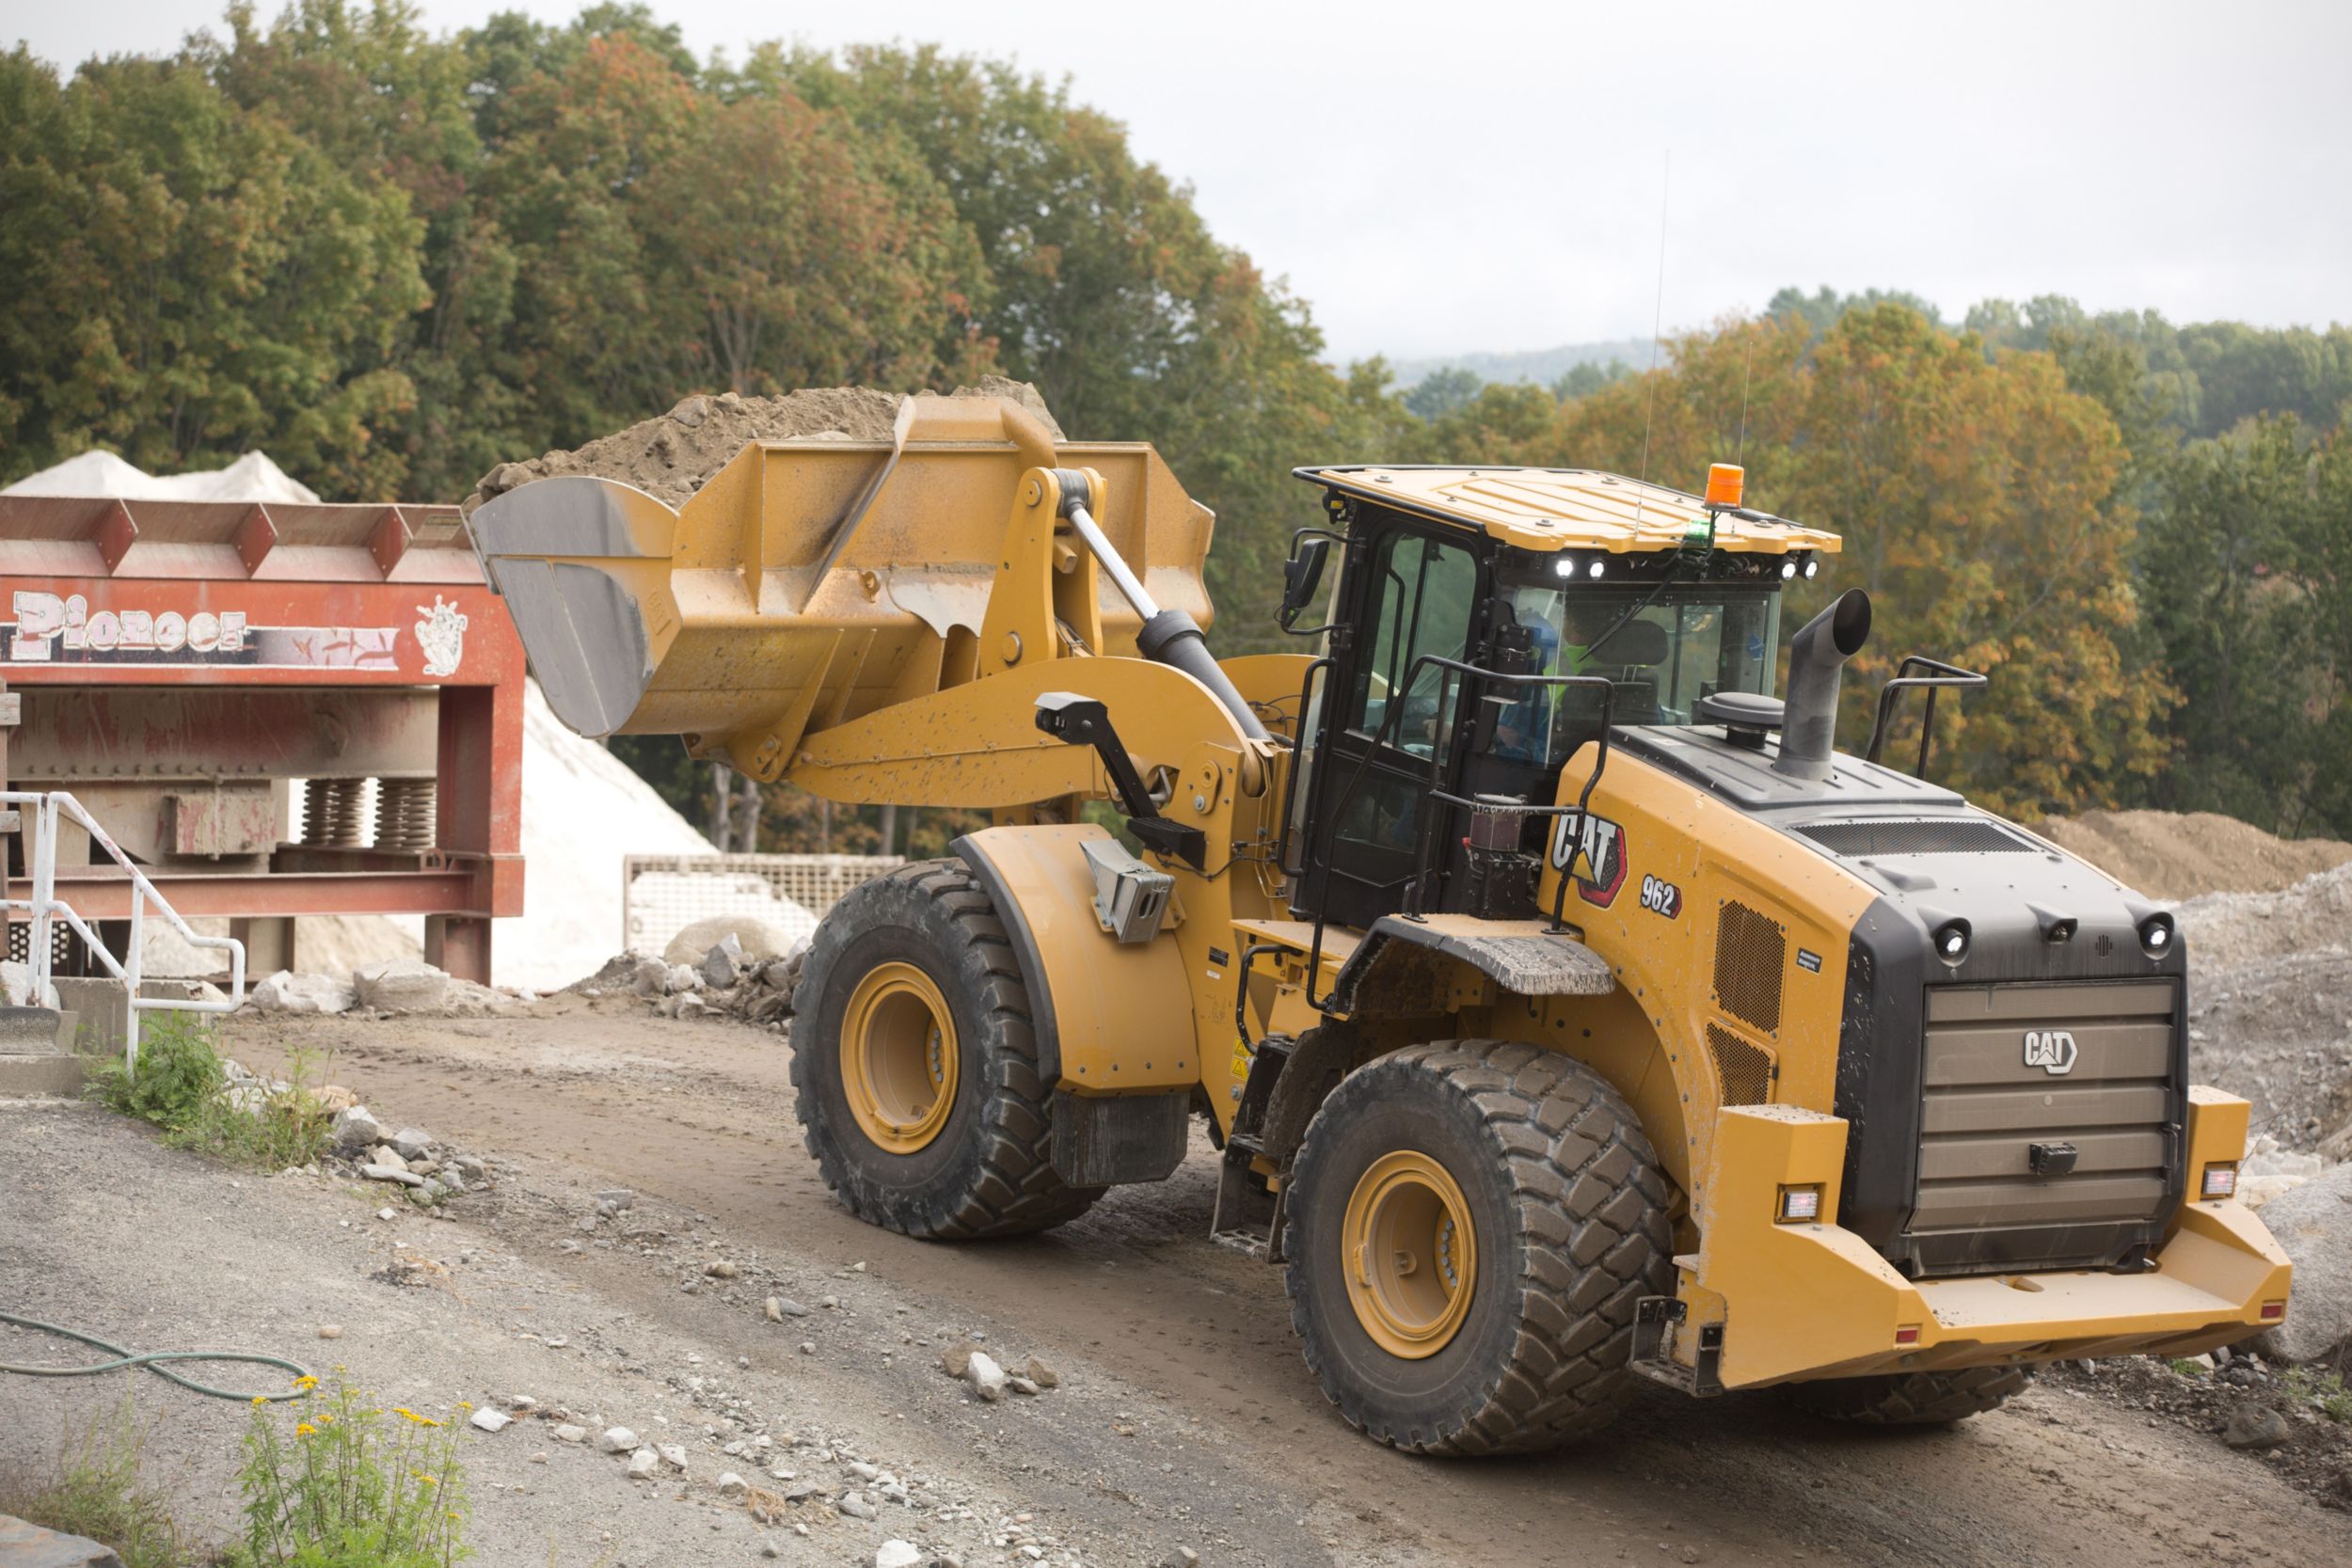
[468,394,1216,763]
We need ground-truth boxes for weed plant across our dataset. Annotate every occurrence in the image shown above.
[231,1371,470,1567]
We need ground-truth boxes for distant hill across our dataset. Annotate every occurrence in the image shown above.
[1387,338,1657,389]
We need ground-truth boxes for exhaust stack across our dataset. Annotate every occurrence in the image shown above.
[1774,588,1872,781]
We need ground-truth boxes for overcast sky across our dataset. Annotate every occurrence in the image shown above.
[11,1,2347,364]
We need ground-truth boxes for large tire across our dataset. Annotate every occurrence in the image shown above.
[1283,1039,1673,1455]
[789,861,1102,1239]
[1783,1366,2031,1426]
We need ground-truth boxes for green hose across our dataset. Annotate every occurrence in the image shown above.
[0,1310,310,1402]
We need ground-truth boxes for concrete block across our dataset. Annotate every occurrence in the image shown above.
[0,1053,90,1097]
[0,1006,64,1052]
[0,1514,128,1566]
[54,976,129,1053]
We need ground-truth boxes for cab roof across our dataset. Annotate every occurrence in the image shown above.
[1296,466,1842,557]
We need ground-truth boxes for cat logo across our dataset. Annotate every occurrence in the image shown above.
[1548,809,1629,909]
[2023,1029,2078,1076]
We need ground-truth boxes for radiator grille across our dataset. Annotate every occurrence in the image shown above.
[1796,818,2036,856]
[1712,902,1785,1033]
[1708,1023,1776,1106]
[1914,979,2176,1245]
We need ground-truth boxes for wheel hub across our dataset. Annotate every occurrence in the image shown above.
[839,961,959,1154]
[1342,1149,1477,1358]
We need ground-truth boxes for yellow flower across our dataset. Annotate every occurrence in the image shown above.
[251,1396,268,1407]
[294,1375,318,1391]
[391,1407,440,1426]
[412,1470,438,1487]
[458,1401,473,1410]
[295,1423,317,1436]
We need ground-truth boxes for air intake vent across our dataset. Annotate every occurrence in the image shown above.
[1713,901,1786,1033]
[1708,1023,1776,1106]
[1794,818,2035,857]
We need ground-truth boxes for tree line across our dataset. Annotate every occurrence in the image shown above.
[3,4,2346,843]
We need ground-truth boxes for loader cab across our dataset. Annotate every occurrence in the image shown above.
[1283,469,1814,933]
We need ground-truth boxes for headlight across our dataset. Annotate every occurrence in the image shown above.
[1932,918,1971,963]
[2138,912,2175,956]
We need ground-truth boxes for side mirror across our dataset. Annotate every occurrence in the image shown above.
[1278,536,1331,629]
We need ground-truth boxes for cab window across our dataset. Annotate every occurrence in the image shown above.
[1351,531,1480,760]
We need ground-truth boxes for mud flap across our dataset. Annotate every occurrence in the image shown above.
[1049,1090,1188,1187]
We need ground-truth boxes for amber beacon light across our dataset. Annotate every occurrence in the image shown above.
[1705,462,1745,509]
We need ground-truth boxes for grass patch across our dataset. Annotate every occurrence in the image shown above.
[2166,1356,2209,1378]
[2280,1365,2352,1424]
[230,1372,470,1567]
[90,1015,333,1171]
[0,1397,206,1568]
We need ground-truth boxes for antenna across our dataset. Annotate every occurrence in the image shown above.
[1735,320,1756,466]
[1632,150,1670,531]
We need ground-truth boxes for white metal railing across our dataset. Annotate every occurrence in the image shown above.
[3,791,246,1074]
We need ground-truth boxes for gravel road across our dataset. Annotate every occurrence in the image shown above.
[3,993,2342,1567]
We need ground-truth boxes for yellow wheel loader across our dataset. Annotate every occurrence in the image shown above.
[471,394,2291,1454]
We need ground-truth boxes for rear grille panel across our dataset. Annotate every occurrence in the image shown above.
[1707,1023,1776,1106]
[1712,901,1786,1033]
[1797,817,2037,856]
[1909,978,2182,1275]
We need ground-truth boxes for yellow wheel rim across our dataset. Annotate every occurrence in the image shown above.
[839,961,959,1154]
[1341,1149,1477,1359]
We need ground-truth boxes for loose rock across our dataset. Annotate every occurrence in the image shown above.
[940,1341,978,1379]
[469,1407,512,1433]
[354,958,453,1014]
[717,1471,747,1497]
[626,1447,660,1481]
[700,935,746,990]
[2223,1402,2292,1449]
[659,1443,689,1472]
[838,1494,878,1521]
[553,1424,588,1444]
[315,1324,342,1340]
[2249,1161,2352,1364]
[597,1426,642,1454]
[249,970,357,1015]
[360,1164,424,1188]
[966,1351,1009,1402]
[330,1105,382,1152]
[707,1260,739,1278]
[389,1127,436,1161]
[876,1543,922,1568]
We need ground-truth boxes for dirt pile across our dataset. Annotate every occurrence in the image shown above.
[2033,809,2352,900]
[465,375,1064,513]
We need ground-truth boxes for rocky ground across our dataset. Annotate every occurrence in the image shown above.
[9,995,2335,1568]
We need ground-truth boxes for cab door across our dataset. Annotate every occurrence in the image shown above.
[1294,524,1485,929]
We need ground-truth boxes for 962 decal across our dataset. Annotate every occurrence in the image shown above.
[1638,875,1682,918]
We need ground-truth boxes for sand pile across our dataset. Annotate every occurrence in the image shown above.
[465,376,1064,513]
[2033,809,2352,900]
